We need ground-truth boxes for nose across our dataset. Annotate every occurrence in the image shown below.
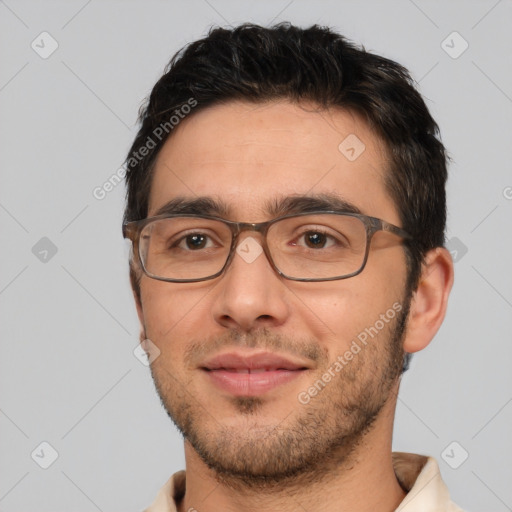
[211,234,290,332]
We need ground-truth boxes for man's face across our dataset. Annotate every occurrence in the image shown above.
[136,100,411,485]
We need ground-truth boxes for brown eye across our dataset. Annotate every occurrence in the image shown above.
[304,232,328,248]
[184,234,208,250]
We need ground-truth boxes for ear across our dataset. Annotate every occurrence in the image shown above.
[129,261,147,343]
[133,290,146,341]
[131,281,147,343]
[402,247,454,354]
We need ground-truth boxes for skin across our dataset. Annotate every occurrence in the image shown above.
[132,100,454,512]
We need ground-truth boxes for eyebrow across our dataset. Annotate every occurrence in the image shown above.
[265,193,363,217]
[153,196,230,217]
[152,193,363,219]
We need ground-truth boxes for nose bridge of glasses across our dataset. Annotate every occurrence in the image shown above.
[231,221,269,244]
[228,221,275,271]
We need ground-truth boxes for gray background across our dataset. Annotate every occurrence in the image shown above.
[1,1,511,511]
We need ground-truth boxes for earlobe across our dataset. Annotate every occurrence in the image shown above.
[402,247,454,354]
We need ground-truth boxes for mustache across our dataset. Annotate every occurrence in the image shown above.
[183,327,328,369]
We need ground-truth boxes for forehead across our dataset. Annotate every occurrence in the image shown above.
[148,100,399,224]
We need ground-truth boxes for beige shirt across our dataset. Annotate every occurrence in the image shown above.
[144,452,465,512]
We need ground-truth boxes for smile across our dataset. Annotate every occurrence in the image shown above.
[200,351,311,396]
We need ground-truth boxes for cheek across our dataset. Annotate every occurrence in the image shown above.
[352,281,405,324]
[140,281,212,348]
[294,259,406,346]
[286,283,372,348]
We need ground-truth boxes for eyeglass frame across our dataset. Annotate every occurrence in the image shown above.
[122,210,413,283]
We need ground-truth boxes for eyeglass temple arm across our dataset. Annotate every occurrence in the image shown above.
[379,220,412,240]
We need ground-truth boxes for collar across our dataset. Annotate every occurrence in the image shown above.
[144,452,464,512]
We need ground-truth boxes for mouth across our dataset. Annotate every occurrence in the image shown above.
[200,351,310,396]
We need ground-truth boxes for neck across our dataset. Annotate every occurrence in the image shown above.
[177,391,406,512]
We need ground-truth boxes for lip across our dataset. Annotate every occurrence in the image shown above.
[201,351,310,396]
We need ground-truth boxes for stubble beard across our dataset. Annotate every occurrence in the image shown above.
[149,295,410,491]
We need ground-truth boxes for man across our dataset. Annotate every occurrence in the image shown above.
[122,23,461,511]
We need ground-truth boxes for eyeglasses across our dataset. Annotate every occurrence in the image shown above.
[122,211,412,283]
